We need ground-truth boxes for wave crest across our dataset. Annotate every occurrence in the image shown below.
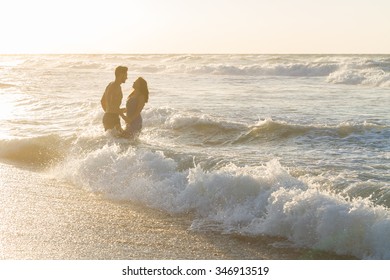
[327,67,390,87]
[171,62,338,77]
[234,119,310,143]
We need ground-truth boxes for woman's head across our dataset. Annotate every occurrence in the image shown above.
[133,77,149,102]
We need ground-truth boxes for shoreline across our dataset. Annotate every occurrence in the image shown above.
[0,162,355,260]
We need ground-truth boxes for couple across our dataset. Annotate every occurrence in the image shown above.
[101,66,149,139]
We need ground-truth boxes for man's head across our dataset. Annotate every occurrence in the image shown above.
[115,66,128,83]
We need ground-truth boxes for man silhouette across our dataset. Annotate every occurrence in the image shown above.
[101,66,128,133]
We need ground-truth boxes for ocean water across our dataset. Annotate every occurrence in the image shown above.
[0,54,389,259]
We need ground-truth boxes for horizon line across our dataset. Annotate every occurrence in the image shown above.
[1,52,389,56]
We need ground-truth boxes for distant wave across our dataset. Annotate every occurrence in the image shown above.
[163,110,245,133]
[0,58,26,67]
[144,55,390,87]
[180,63,338,77]
[10,54,390,87]
[327,67,390,87]
[51,144,390,259]
[144,108,247,145]
[66,61,107,70]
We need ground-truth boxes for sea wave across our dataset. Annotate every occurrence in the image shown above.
[66,61,107,70]
[142,56,390,87]
[0,134,70,165]
[144,108,389,145]
[8,54,390,87]
[327,67,390,87]
[50,144,390,259]
[178,62,338,77]
[233,119,311,143]
[235,119,388,144]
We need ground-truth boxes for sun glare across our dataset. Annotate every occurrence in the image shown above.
[1,0,389,54]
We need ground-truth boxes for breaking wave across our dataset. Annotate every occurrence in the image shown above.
[327,65,390,87]
[143,108,389,146]
[0,134,70,165]
[50,143,390,259]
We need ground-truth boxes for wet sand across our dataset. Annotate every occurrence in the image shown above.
[0,163,355,260]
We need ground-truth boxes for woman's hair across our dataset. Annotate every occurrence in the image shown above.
[135,77,149,103]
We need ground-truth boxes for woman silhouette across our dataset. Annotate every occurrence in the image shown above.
[121,77,149,139]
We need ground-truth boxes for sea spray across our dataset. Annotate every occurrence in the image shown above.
[250,186,390,259]
[50,142,390,259]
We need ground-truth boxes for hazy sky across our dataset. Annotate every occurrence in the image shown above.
[1,0,389,54]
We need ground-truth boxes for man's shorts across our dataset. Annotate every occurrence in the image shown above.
[102,113,120,131]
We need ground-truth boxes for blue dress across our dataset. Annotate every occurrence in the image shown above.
[123,96,142,138]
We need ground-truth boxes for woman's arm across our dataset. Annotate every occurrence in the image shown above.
[121,95,145,123]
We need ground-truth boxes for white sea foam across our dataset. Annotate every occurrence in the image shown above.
[327,67,390,87]
[160,62,338,77]
[51,143,390,259]
[248,187,390,259]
